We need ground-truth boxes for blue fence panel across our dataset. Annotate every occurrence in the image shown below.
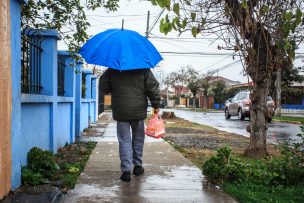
[213,103,225,110]
[282,104,304,110]
[55,103,72,149]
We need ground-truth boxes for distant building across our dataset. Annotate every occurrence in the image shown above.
[231,82,254,88]
[209,76,241,86]
[172,85,191,96]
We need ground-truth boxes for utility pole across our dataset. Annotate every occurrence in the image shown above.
[166,74,170,107]
[145,11,150,38]
[275,67,282,116]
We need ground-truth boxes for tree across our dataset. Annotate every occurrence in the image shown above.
[222,86,239,101]
[210,80,227,109]
[184,66,200,108]
[200,72,214,110]
[22,0,119,52]
[152,0,304,157]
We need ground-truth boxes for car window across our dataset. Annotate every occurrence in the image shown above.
[232,93,239,102]
[237,93,247,100]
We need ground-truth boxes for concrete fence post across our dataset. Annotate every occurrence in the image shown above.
[58,51,76,143]
[75,61,83,137]
[91,76,97,122]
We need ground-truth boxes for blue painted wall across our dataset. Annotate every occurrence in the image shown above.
[21,104,51,152]
[90,101,96,122]
[10,0,22,189]
[9,14,98,188]
[81,101,90,131]
[55,103,72,149]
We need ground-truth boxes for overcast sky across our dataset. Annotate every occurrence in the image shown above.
[58,0,303,84]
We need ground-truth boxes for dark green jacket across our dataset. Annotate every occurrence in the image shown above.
[101,68,160,121]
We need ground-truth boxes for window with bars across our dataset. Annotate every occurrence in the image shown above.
[21,34,43,94]
[82,74,86,98]
[57,55,65,96]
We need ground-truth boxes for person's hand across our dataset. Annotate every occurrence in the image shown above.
[154,108,160,115]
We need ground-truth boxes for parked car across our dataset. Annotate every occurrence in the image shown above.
[224,91,275,122]
[148,99,165,108]
[160,99,166,108]
[224,98,232,109]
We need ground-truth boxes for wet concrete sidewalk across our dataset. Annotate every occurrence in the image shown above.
[63,114,237,203]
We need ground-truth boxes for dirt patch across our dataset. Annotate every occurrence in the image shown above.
[163,117,279,168]
[165,127,209,134]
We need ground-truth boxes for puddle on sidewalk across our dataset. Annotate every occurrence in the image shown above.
[1,188,65,203]
[66,165,236,202]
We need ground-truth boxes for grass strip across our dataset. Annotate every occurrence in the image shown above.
[273,116,304,124]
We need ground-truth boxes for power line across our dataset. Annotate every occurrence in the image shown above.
[204,60,242,74]
[150,35,231,40]
[147,9,165,36]
[87,13,159,18]
[204,55,232,70]
[159,51,234,56]
[162,54,230,57]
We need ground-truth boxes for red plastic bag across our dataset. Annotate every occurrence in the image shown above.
[145,114,165,138]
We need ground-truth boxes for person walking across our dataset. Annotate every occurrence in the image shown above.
[101,68,160,182]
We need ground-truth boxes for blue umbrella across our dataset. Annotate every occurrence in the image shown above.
[79,28,163,71]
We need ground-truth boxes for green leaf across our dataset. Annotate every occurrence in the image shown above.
[296,8,302,19]
[285,11,293,21]
[241,0,247,9]
[68,166,79,173]
[156,0,166,8]
[260,5,269,16]
[173,3,180,15]
[151,0,157,6]
[165,0,171,10]
[172,17,178,30]
[191,27,197,37]
[295,8,302,26]
[191,12,196,22]
[175,17,181,27]
[160,19,165,33]
[184,0,191,6]
[182,18,187,29]
[168,23,173,32]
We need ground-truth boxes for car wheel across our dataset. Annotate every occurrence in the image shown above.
[225,108,231,119]
[238,109,245,120]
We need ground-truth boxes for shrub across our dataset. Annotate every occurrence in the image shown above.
[202,147,244,183]
[22,147,60,185]
[27,147,60,178]
[270,125,304,185]
[21,167,44,186]
[202,126,304,187]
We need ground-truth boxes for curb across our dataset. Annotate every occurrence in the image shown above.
[272,120,303,125]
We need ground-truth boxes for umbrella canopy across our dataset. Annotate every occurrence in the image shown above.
[79,29,163,71]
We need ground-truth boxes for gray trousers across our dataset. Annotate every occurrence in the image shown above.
[117,120,145,172]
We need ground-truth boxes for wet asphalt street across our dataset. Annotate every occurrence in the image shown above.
[165,109,302,144]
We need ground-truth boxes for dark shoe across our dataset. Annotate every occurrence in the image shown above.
[133,166,145,176]
[120,171,131,182]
